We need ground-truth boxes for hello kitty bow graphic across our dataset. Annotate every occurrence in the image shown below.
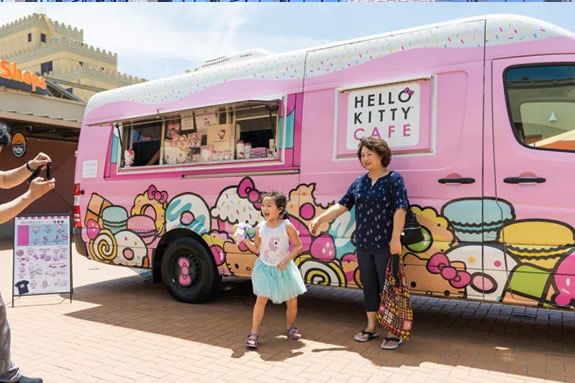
[427,252,471,289]
[402,87,415,96]
[237,177,262,209]
[147,185,169,204]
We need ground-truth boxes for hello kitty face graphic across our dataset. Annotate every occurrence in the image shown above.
[269,237,280,253]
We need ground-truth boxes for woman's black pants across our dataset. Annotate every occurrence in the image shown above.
[356,247,390,312]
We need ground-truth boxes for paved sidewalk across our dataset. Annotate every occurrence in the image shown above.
[1,240,574,383]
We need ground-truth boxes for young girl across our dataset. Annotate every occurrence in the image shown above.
[235,192,307,349]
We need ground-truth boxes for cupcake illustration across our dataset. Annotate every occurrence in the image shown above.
[498,220,575,270]
[442,198,514,243]
[211,177,263,231]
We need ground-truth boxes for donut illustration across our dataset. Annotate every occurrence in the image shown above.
[114,230,148,267]
[131,185,168,236]
[166,193,211,235]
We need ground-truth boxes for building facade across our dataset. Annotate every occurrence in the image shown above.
[0,13,144,101]
[0,13,146,237]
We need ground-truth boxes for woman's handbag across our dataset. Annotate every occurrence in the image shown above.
[401,209,424,246]
[387,171,424,246]
[376,255,413,341]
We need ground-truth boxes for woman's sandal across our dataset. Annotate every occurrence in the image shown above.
[381,337,403,350]
[245,333,259,349]
[353,329,379,342]
[287,326,302,340]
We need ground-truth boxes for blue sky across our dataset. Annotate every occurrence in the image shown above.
[0,4,574,80]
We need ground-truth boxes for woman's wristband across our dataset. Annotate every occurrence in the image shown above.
[26,160,34,172]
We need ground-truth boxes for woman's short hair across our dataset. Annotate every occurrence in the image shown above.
[357,137,391,167]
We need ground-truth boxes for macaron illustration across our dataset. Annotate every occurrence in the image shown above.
[498,220,575,270]
[442,198,514,243]
[101,206,129,234]
[127,215,158,245]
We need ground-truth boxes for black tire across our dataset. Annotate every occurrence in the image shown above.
[161,237,219,303]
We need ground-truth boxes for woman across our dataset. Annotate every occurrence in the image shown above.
[309,137,408,350]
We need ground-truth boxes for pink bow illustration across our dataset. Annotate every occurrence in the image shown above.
[237,177,261,209]
[402,87,415,96]
[427,253,471,289]
[147,185,168,204]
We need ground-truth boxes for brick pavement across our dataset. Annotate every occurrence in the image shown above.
[1,240,574,383]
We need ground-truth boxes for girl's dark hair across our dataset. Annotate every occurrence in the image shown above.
[262,191,288,219]
[357,137,391,167]
[0,123,11,147]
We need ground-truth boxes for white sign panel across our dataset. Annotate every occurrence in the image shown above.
[82,160,98,178]
[13,215,71,296]
[346,83,420,150]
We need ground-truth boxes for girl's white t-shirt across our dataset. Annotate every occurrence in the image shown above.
[258,220,290,266]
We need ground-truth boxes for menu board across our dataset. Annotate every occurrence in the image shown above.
[13,215,72,297]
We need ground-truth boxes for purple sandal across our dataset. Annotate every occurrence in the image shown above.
[287,326,302,340]
[245,333,259,349]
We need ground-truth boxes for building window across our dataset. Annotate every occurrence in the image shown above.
[40,61,53,74]
[66,88,74,94]
[40,33,46,43]
[27,33,32,43]
[505,64,575,152]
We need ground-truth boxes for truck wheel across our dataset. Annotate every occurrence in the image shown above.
[161,237,219,303]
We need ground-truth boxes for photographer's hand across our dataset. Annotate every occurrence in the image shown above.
[28,152,52,172]
[28,177,56,200]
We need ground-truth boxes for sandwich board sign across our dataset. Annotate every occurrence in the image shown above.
[12,215,72,305]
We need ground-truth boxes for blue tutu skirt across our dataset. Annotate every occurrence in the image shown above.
[252,258,307,304]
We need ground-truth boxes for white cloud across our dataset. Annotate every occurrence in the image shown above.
[0,5,329,79]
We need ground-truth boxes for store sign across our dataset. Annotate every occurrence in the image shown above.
[11,132,26,158]
[335,78,433,158]
[0,60,48,95]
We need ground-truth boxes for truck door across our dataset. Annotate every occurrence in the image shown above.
[491,57,575,308]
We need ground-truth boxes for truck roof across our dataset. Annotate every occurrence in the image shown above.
[85,14,571,115]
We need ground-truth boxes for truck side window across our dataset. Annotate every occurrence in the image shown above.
[119,100,281,169]
[505,65,575,152]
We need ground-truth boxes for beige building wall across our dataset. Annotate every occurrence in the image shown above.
[0,13,144,101]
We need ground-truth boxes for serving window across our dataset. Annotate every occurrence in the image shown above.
[119,99,281,169]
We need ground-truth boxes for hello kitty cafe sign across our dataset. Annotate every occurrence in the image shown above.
[336,79,432,157]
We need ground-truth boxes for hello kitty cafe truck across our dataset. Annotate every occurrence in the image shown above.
[74,14,575,309]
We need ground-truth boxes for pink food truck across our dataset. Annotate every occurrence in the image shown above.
[74,14,575,309]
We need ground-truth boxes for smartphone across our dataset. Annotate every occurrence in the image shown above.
[46,162,52,180]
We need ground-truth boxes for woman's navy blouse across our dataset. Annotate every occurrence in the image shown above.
[338,171,409,250]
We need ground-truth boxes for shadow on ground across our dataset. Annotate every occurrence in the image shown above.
[61,270,575,380]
